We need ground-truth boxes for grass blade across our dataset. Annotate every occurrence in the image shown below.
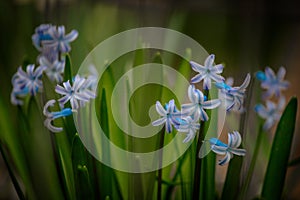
[261,97,298,199]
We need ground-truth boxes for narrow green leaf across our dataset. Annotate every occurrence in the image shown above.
[72,133,93,199]
[261,97,298,199]
[77,165,94,199]
[63,54,73,83]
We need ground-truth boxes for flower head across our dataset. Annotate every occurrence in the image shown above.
[209,131,246,166]
[181,85,221,121]
[11,64,45,105]
[39,56,65,83]
[175,116,200,143]
[32,24,53,51]
[215,73,251,112]
[255,97,285,131]
[152,99,182,133]
[256,67,289,99]
[190,54,225,90]
[55,75,96,110]
[43,99,74,132]
[44,26,78,53]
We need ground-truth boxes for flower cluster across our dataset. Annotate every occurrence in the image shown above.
[44,67,98,132]
[152,54,250,165]
[10,24,97,133]
[33,24,78,83]
[11,24,78,106]
[11,65,45,105]
[255,67,289,130]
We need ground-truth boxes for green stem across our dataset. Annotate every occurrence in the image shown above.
[192,90,208,200]
[157,128,165,200]
[239,124,264,199]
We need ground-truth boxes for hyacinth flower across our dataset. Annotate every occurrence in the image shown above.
[255,97,286,131]
[181,85,221,121]
[11,64,45,105]
[32,24,53,51]
[44,25,78,53]
[209,131,246,166]
[215,73,251,112]
[55,75,96,110]
[39,56,65,83]
[256,67,289,99]
[175,115,200,143]
[190,54,225,90]
[152,99,183,133]
[43,99,74,132]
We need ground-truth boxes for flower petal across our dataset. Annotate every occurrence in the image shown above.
[152,117,166,126]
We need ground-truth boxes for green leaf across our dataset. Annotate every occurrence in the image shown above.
[63,54,73,83]
[77,165,94,199]
[71,133,93,199]
[261,97,298,199]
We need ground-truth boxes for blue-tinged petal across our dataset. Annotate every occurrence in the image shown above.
[64,30,78,42]
[210,73,225,83]
[266,100,276,111]
[156,101,167,116]
[228,131,242,148]
[165,119,172,133]
[218,152,231,166]
[183,130,196,143]
[239,73,251,89]
[226,77,234,86]
[193,109,200,121]
[191,73,206,84]
[55,85,68,95]
[168,99,175,113]
[210,64,224,73]
[26,64,35,77]
[229,148,246,156]
[10,92,23,105]
[190,61,206,72]
[205,54,215,68]
[263,117,274,131]
[43,99,56,117]
[199,107,209,121]
[278,96,286,110]
[202,99,221,109]
[280,81,289,89]
[188,85,197,103]
[203,77,211,90]
[254,104,268,119]
[194,88,204,103]
[56,26,64,36]
[44,118,63,133]
[58,95,71,106]
[277,66,286,80]
[59,42,70,53]
[211,145,227,155]
[152,117,167,126]
[70,98,79,110]
[265,67,276,79]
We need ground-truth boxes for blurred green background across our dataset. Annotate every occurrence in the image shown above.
[0,0,300,199]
